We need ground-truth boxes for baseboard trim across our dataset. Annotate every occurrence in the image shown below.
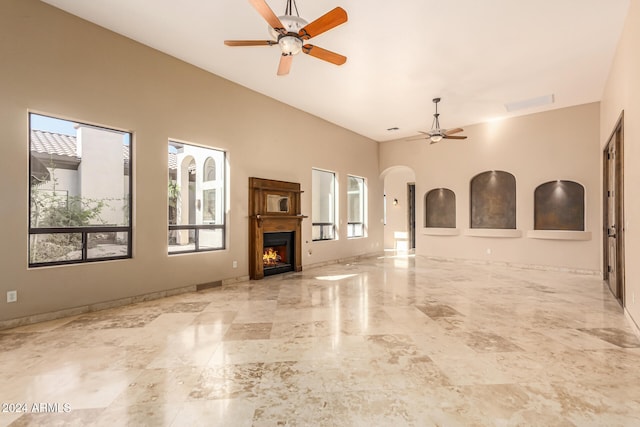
[422,255,600,276]
[303,251,384,271]
[624,309,640,339]
[0,275,248,331]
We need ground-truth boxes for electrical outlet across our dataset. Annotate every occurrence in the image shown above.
[7,290,17,303]
[232,260,238,268]
[486,248,492,255]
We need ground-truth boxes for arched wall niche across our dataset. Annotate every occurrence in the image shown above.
[425,188,456,228]
[470,170,516,229]
[534,180,585,231]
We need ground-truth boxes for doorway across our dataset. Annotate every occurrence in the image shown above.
[381,166,416,250]
[603,112,625,305]
[408,183,416,249]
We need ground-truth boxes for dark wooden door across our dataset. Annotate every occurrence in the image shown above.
[603,113,624,305]
[408,183,416,249]
[606,141,618,298]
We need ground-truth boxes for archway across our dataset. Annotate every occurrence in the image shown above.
[380,165,416,251]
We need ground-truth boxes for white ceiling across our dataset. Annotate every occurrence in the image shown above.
[41,0,630,142]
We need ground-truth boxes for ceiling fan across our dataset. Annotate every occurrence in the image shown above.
[224,0,348,76]
[409,98,468,144]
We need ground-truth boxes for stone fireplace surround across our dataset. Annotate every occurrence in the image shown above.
[248,177,306,280]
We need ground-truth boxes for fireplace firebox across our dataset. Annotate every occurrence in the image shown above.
[263,231,294,276]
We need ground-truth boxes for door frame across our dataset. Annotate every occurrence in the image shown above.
[602,111,625,305]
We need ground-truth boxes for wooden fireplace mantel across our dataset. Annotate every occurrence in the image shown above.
[249,178,306,279]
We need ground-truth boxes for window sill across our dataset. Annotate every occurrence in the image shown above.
[422,228,459,236]
[526,230,592,241]
[463,229,522,238]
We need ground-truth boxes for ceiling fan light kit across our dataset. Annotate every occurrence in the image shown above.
[279,35,303,55]
[224,0,348,76]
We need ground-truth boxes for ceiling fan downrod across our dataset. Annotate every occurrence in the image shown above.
[431,97,442,131]
[285,0,300,17]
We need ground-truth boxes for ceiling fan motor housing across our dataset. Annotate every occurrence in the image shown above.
[269,15,308,55]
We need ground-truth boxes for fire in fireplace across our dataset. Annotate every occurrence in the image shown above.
[263,231,294,276]
[263,247,282,266]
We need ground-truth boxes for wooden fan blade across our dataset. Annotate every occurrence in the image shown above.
[224,40,276,47]
[249,0,285,34]
[443,135,467,140]
[444,127,464,135]
[277,54,293,76]
[299,7,348,40]
[302,45,346,65]
[417,130,431,135]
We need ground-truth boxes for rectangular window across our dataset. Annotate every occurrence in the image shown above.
[168,141,225,253]
[312,168,336,241]
[29,113,132,267]
[347,175,365,238]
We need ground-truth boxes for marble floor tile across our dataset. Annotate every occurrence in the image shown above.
[188,363,264,400]
[172,399,256,427]
[7,408,105,427]
[208,339,273,366]
[2,255,640,426]
[463,330,525,353]
[222,323,273,341]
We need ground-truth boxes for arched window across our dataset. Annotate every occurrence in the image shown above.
[534,180,584,231]
[425,188,456,228]
[203,157,216,182]
[470,170,516,229]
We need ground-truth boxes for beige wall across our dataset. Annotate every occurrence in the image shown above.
[380,103,602,272]
[601,1,640,327]
[0,0,382,323]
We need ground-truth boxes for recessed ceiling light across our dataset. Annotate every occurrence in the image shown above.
[505,94,554,112]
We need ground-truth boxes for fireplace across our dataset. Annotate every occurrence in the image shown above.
[249,177,306,280]
[263,232,294,276]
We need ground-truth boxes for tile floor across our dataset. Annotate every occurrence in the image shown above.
[1,255,640,426]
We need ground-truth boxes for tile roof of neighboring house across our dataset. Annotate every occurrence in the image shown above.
[30,130,178,169]
[30,130,78,158]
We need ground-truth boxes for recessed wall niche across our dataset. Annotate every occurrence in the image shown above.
[470,170,516,229]
[425,188,456,228]
[534,180,584,231]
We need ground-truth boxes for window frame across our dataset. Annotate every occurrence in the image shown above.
[347,175,366,238]
[168,140,226,254]
[28,113,133,267]
[312,168,337,241]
